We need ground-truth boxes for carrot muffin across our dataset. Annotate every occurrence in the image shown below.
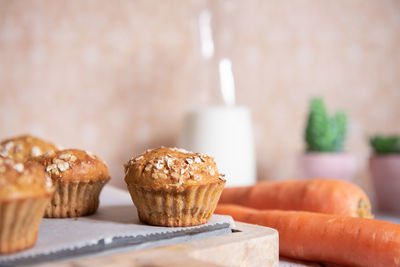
[124,147,226,227]
[0,135,58,162]
[0,156,54,254]
[31,149,110,218]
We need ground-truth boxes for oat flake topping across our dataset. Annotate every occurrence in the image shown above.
[127,147,222,187]
[13,163,24,173]
[31,146,42,157]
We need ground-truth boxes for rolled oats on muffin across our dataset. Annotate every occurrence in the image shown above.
[31,149,110,218]
[0,156,54,254]
[0,135,58,162]
[124,147,226,227]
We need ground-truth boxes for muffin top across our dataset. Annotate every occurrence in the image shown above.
[0,135,58,162]
[124,147,225,190]
[0,156,54,200]
[31,149,110,184]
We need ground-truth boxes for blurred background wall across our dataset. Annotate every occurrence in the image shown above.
[0,0,399,198]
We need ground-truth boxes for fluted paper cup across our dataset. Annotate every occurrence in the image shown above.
[0,197,50,254]
[127,180,225,227]
[45,180,106,218]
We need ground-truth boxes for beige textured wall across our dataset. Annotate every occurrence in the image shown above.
[0,0,399,197]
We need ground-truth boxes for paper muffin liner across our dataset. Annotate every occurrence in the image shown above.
[0,197,50,254]
[126,181,226,227]
[45,180,106,218]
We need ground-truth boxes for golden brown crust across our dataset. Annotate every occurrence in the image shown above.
[0,156,54,201]
[0,135,58,162]
[31,149,110,184]
[124,147,225,191]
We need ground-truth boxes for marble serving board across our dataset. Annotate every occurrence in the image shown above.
[0,186,234,266]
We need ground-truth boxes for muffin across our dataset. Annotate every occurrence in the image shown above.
[0,135,58,162]
[124,147,226,227]
[0,156,54,254]
[31,149,110,218]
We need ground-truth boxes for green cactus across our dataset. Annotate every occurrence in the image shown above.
[305,98,347,152]
[370,136,400,154]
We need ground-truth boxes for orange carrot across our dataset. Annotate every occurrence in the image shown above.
[216,204,400,267]
[219,179,372,218]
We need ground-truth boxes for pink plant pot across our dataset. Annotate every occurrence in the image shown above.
[298,153,357,182]
[370,155,400,214]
